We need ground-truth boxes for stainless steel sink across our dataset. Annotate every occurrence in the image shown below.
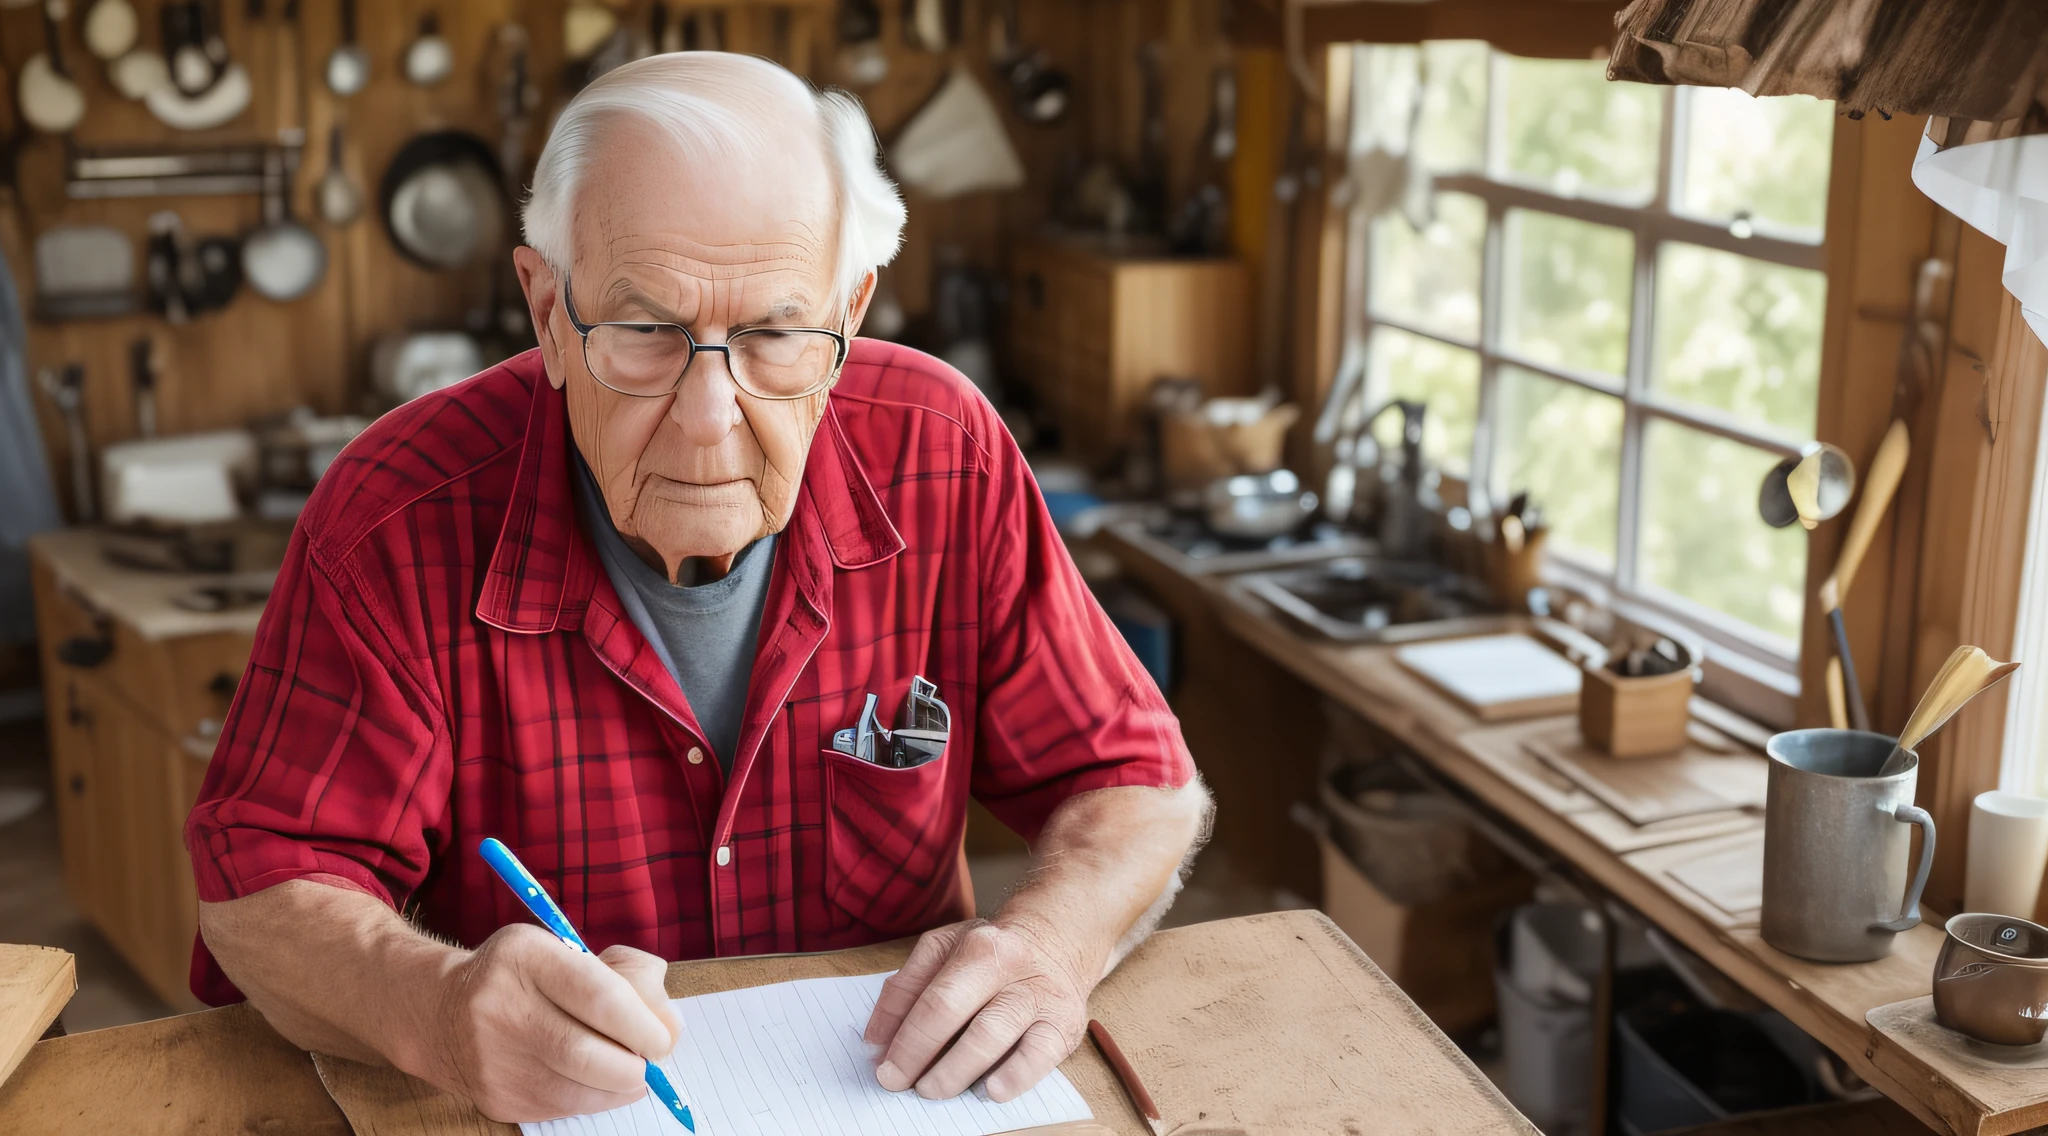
[1231,556,1510,643]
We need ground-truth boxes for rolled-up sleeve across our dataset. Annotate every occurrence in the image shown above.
[184,529,450,1001]
[968,428,1195,843]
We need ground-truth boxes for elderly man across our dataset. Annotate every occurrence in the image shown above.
[186,52,1207,1123]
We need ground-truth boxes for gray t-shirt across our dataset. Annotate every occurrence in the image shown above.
[572,457,775,774]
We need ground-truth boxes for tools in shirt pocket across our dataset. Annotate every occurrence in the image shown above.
[832,675,949,769]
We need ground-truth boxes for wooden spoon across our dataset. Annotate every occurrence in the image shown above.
[1878,645,2021,776]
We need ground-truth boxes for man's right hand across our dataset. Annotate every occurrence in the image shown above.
[409,925,683,1122]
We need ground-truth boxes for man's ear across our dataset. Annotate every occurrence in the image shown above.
[839,270,879,339]
[513,246,568,391]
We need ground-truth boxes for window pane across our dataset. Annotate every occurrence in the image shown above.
[1502,209,1634,377]
[1498,57,1663,202]
[1366,326,1479,475]
[1652,243,1825,437]
[1370,192,1485,341]
[1491,366,1622,566]
[1416,41,1488,173]
[1680,88,1833,238]
[1640,420,1807,644]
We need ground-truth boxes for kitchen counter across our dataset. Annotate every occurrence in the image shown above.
[0,911,1537,1135]
[1100,515,2038,1136]
[27,528,275,642]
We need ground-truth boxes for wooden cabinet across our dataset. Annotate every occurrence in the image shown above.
[1009,239,1253,465]
[32,554,249,1012]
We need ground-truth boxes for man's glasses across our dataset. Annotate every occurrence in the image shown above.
[562,278,850,401]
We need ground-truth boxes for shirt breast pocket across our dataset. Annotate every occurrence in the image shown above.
[820,747,963,938]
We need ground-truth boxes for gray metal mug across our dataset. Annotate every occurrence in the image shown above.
[1761,729,1937,962]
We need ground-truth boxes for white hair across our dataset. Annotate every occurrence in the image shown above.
[523,53,905,307]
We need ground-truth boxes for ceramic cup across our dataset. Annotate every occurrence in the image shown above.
[1761,729,1935,962]
[1965,791,2048,918]
[1933,913,2048,1046]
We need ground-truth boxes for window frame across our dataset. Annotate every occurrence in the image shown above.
[1343,57,1831,683]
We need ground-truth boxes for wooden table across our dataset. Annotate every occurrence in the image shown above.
[1202,580,2038,1136]
[0,911,1535,1135]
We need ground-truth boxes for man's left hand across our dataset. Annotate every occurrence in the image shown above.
[863,918,1091,1102]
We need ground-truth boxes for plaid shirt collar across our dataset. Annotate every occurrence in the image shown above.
[476,358,905,636]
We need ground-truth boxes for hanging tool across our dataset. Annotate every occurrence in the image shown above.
[129,338,157,438]
[20,0,87,134]
[1818,419,1910,730]
[324,0,368,95]
[37,365,94,521]
[315,122,362,226]
[1877,646,2020,776]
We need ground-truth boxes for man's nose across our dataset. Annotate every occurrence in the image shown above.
[669,347,745,446]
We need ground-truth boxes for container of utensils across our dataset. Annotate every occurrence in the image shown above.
[1581,637,1696,758]
[1482,494,1549,612]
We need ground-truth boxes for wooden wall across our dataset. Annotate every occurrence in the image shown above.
[1,0,1239,520]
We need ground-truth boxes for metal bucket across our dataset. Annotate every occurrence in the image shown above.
[1761,729,1936,962]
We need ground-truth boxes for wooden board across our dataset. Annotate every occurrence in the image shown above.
[1522,724,1769,826]
[312,911,1537,1136]
[0,1002,353,1135]
[1624,829,1766,928]
[1460,722,1603,816]
[1866,997,2048,1134]
[0,947,73,1091]
[1393,635,1582,722]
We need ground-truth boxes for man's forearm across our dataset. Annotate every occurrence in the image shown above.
[198,880,462,1069]
[991,779,1212,985]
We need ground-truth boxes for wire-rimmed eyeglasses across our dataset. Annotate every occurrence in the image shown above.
[562,278,850,401]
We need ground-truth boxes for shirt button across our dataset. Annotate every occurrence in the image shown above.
[687,747,705,765]
[716,845,732,867]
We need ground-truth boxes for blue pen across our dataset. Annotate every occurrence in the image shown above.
[479,837,697,1133]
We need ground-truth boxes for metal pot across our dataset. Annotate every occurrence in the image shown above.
[1202,469,1318,541]
[1934,912,2048,1046]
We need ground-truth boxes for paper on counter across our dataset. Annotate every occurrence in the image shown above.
[519,970,1093,1136]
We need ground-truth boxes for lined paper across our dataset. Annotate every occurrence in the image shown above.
[519,971,1094,1136]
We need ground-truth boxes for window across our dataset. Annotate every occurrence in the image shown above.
[1343,43,1834,667]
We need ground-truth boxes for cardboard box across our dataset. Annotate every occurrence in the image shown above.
[1319,837,1533,1035]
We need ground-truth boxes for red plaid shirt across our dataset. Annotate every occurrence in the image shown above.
[184,342,1192,1004]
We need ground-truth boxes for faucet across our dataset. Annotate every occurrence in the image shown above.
[1329,397,1434,560]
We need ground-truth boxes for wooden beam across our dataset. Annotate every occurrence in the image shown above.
[1232,0,1626,60]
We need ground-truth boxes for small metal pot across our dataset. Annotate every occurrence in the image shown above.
[1934,912,2048,1046]
[1202,470,1318,541]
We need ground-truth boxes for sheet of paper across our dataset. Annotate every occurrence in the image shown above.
[519,971,1094,1136]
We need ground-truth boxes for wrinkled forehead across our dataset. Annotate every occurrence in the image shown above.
[568,111,838,293]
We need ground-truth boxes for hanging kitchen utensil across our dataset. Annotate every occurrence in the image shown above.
[66,142,267,197]
[1817,419,1910,731]
[83,0,140,60]
[166,2,213,93]
[380,131,505,271]
[990,0,1066,125]
[563,1,617,62]
[32,224,136,319]
[21,1,88,134]
[130,337,157,438]
[1876,646,2021,777]
[403,12,453,86]
[36,365,94,521]
[242,133,327,300]
[836,0,886,86]
[109,47,171,99]
[144,60,249,129]
[191,231,242,309]
[324,0,367,96]
[903,0,948,52]
[315,122,361,226]
[1758,442,1856,529]
[488,25,539,343]
[145,210,192,322]
[199,0,230,77]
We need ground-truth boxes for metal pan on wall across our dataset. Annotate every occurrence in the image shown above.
[380,131,507,271]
